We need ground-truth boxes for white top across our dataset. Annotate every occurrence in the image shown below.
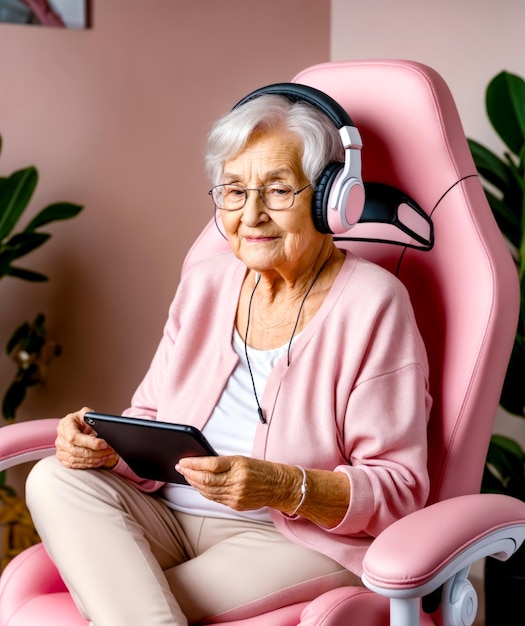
[161,329,290,522]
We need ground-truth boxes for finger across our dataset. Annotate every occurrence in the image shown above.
[175,456,230,488]
[54,408,119,470]
[56,435,111,457]
[55,428,110,456]
[177,455,230,473]
[57,413,109,452]
[55,432,115,469]
[56,445,117,469]
[175,463,217,489]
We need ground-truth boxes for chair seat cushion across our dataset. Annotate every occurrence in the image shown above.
[1,593,88,626]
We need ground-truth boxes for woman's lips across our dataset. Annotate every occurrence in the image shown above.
[244,235,276,243]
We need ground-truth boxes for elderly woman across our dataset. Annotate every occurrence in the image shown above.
[26,85,431,626]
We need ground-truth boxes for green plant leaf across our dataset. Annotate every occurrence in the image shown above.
[472,70,525,502]
[5,321,31,355]
[506,152,525,195]
[468,139,524,249]
[485,435,525,500]
[1,136,81,424]
[33,312,46,331]
[0,246,17,278]
[5,231,51,259]
[500,335,525,416]
[0,233,51,282]
[1,379,27,421]
[483,187,522,250]
[486,71,525,156]
[18,316,46,354]
[468,138,513,192]
[0,470,16,494]
[24,202,83,233]
[0,167,38,241]
[5,266,48,282]
[0,232,51,280]
[491,433,525,457]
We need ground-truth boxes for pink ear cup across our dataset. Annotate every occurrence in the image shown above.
[326,178,366,234]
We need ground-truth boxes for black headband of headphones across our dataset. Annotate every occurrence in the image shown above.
[232,82,355,130]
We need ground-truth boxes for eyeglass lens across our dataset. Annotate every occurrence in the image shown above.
[211,184,299,211]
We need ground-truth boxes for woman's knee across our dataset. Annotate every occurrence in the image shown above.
[26,455,93,520]
[26,454,59,496]
[26,456,65,513]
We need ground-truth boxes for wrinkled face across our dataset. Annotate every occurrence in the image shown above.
[219,128,324,277]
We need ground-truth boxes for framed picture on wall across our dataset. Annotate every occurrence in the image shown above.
[0,0,90,29]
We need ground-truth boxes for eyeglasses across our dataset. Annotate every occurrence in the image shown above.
[209,183,311,211]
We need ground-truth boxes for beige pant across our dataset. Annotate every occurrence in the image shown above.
[26,456,360,626]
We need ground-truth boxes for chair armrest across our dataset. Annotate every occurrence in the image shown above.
[362,493,525,599]
[0,419,59,472]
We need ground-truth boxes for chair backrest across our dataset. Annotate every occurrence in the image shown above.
[184,60,519,506]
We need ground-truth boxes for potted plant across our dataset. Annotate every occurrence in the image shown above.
[0,132,83,569]
[468,70,525,624]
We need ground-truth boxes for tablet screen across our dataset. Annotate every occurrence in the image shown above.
[84,412,217,484]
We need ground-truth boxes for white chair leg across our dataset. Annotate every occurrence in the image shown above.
[390,597,420,626]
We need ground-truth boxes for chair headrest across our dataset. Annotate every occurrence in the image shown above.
[337,182,433,250]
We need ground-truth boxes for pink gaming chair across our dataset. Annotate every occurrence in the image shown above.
[1,59,524,626]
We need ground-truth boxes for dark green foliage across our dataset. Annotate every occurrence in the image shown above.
[469,71,525,498]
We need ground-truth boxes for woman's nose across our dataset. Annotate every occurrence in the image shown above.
[241,191,268,225]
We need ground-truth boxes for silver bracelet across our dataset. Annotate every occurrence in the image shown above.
[290,465,308,516]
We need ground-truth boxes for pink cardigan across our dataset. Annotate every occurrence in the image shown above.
[116,250,431,575]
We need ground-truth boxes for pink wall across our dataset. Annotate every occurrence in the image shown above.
[0,1,330,421]
[331,0,525,159]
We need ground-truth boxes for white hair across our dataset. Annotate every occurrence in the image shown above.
[204,94,344,187]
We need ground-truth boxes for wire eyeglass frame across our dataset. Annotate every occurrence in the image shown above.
[209,183,311,211]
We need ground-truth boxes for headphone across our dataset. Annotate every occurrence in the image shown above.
[232,83,365,234]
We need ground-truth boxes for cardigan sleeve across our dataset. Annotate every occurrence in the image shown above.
[332,362,431,537]
[322,270,431,538]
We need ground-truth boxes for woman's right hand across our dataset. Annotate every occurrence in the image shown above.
[55,407,119,470]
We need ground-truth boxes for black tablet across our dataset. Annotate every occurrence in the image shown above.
[83,412,217,484]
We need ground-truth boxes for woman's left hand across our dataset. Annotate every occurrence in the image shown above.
[176,455,350,526]
[176,455,293,512]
